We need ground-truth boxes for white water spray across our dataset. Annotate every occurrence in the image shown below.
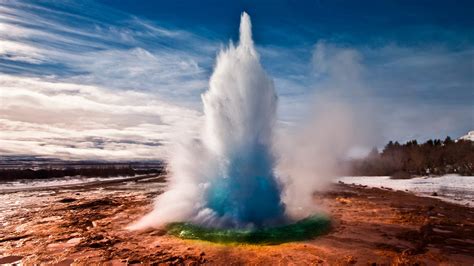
[130,12,284,230]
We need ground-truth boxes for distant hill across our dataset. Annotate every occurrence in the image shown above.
[0,156,166,181]
[0,155,164,170]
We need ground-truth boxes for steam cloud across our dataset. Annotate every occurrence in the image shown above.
[129,13,375,230]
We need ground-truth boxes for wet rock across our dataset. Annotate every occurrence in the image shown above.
[55,258,75,266]
[83,235,118,249]
[58,198,77,203]
[88,242,105,248]
[0,234,30,243]
[90,234,105,241]
[165,255,184,264]
[0,255,23,264]
[68,198,118,210]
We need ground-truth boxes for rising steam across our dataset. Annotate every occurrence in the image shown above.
[129,12,374,231]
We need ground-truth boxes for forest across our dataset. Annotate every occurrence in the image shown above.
[350,137,474,177]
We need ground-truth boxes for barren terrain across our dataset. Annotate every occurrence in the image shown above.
[1,175,473,265]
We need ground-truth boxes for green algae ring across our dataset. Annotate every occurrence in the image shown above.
[166,215,331,244]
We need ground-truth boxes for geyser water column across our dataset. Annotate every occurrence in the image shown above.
[130,13,331,238]
[201,12,284,227]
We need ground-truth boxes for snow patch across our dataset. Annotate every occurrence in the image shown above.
[336,175,474,206]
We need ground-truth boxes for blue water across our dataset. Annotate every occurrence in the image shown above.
[206,144,284,227]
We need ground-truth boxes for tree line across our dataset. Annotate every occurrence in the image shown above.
[0,165,165,181]
[350,137,473,178]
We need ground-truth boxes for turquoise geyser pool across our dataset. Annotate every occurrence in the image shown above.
[166,215,331,244]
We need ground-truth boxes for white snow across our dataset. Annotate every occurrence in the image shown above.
[336,175,474,206]
[459,130,474,141]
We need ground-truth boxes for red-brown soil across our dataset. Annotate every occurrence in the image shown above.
[1,177,473,265]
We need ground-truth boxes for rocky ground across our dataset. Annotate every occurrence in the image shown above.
[0,175,473,265]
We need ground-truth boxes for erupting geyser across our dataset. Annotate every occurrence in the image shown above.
[201,12,284,227]
[130,13,330,239]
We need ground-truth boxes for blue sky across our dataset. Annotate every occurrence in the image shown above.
[0,0,472,159]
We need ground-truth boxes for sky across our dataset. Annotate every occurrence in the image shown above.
[0,0,473,160]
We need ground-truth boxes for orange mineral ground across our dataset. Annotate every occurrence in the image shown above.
[1,175,473,265]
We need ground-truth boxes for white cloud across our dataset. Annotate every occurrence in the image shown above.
[0,40,46,63]
[0,74,202,160]
[0,0,214,102]
[0,1,215,160]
